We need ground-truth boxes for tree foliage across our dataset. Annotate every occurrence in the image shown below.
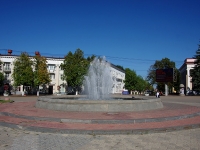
[33,55,51,86]
[124,68,150,93]
[173,68,181,92]
[12,52,34,86]
[0,73,4,86]
[135,75,148,93]
[191,44,200,91]
[124,68,137,92]
[0,60,4,86]
[146,57,180,92]
[86,55,96,62]
[60,49,89,91]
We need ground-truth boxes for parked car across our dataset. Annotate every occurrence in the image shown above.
[186,90,193,95]
[186,90,200,96]
[193,90,200,95]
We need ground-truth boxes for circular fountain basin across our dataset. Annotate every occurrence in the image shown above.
[36,95,163,112]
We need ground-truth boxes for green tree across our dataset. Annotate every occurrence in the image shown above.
[0,73,4,86]
[191,43,200,91]
[173,68,181,92]
[146,58,179,93]
[86,55,96,62]
[124,68,137,92]
[0,60,4,86]
[12,52,34,87]
[135,75,148,93]
[60,48,89,94]
[33,55,51,87]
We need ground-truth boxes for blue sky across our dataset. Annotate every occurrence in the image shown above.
[1,0,200,78]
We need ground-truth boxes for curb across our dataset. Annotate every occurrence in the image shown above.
[1,111,200,124]
[1,122,200,135]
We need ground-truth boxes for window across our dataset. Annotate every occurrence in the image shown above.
[48,64,55,70]
[5,73,10,79]
[4,62,11,70]
[60,74,64,80]
[18,86,21,91]
[116,78,122,82]
[50,73,55,80]
[189,69,194,77]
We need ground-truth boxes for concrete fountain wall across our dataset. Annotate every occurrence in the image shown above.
[35,95,163,112]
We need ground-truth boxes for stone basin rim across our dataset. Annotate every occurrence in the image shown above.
[37,96,161,104]
[36,95,163,112]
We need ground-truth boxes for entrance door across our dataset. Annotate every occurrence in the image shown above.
[49,86,53,94]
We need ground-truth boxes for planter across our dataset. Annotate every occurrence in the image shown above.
[3,93,9,96]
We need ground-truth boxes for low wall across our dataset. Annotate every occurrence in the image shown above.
[35,96,163,112]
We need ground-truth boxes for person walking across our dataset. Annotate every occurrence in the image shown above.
[156,91,160,98]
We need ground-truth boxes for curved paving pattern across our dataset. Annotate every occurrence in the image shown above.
[1,100,200,134]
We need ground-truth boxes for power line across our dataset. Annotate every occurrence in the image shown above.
[0,49,185,64]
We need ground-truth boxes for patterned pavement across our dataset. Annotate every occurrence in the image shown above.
[0,126,200,150]
[0,95,200,150]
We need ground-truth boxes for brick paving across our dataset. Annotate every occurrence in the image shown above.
[0,95,200,149]
[0,96,200,134]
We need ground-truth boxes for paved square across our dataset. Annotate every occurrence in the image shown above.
[0,126,200,150]
[0,95,200,149]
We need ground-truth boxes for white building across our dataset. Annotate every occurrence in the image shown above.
[0,50,125,95]
[179,58,196,92]
[110,64,125,94]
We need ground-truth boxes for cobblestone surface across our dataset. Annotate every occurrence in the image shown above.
[0,126,200,150]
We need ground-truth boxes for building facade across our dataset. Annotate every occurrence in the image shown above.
[179,58,196,92]
[0,51,125,95]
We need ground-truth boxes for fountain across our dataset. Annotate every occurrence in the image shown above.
[36,57,163,112]
[83,57,113,100]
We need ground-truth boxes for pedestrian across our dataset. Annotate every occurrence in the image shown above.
[156,91,160,98]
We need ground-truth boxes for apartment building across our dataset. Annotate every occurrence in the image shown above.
[0,50,125,95]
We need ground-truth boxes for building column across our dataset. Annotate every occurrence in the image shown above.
[56,64,60,93]
[186,69,191,90]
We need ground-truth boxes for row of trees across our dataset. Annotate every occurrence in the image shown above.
[116,58,181,94]
[0,61,4,87]
[1,48,151,95]
[115,66,153,93]
[0,49,95,94]
[0,53,51,92]
[12,52,51,92]
[124,68,153,93]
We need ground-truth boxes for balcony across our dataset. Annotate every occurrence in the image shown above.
[48,69,55,73]
[3,67,11,72]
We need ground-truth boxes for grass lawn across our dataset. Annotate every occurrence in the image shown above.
[0,100,14,103]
